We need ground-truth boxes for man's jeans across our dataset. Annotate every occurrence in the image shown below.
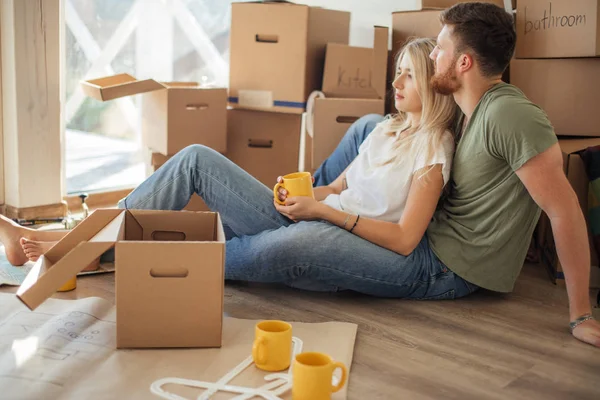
[117,114,478,299]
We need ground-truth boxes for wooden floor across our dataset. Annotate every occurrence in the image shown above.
[2,263,599,399]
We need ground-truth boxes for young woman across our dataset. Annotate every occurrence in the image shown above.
[2,38,477,300]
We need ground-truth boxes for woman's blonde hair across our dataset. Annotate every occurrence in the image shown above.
[376,37,458,179]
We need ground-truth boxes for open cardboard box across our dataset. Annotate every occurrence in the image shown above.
[228,1,350,114]
[82,73,227,155]
[322,26,389,100]
[535,138,600,287]
[16,208,225,348]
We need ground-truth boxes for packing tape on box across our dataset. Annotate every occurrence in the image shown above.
[228,91,307,110]
[305,90,325,138]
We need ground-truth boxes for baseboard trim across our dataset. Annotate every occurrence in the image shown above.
[3,202,68,220]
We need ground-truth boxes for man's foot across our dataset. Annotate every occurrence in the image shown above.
[0,215,30,266]
[20,238,101,272]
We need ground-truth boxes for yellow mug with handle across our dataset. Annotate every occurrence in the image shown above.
[252,320,292,372]
[292,352,348,400]
[273,172,315,205]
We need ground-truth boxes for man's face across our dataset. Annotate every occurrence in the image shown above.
[429,25,462,95]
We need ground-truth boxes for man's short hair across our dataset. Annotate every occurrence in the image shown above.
[440,2,516,77]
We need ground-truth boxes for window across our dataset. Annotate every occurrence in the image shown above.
[64,0,234,194]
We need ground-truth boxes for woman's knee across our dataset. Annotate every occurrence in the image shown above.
[176,144,228,169]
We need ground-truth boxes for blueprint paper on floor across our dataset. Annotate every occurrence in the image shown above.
[0,293,357,400]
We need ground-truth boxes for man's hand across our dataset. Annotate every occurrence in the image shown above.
[572,318,600,348]
[274,196,325,222]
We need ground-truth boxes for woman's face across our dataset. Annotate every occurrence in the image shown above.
[392,54,422,115]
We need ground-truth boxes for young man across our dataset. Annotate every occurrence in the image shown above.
[1,2,597,348]
[426,2,599,347]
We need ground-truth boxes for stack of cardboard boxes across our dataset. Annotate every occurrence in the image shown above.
[510,0,600,287]
[226,2,350,186]
[299,26,389,174]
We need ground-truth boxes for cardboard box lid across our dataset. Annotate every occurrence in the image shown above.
[81,73,166,101]
[559,138,600,155]
[16,209,225,311]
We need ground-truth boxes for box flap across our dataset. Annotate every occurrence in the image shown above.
[558,138,600,155]
[44,209,124,263]
[16,210,126,311]
[81,73,165,101]
[160,82,199,88]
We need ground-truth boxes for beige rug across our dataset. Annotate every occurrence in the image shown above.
[0,293,357,399]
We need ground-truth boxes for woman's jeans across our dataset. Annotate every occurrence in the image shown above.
[117,114,479,299]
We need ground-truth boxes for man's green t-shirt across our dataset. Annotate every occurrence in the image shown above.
[427,83,558,293]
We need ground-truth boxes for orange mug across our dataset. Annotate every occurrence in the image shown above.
[252,320,292,371]
[273,172,314,205]
[292,352,348,400]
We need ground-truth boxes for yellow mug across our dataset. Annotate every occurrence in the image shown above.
[252,320,292,372]
[273,172,314,205]
[57,276,77,292]
[292,352,348,400]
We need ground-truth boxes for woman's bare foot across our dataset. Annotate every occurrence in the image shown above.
[0,215,30,266]
[0,214,69,266]
[20,238,100,272]
[20,238,55,263]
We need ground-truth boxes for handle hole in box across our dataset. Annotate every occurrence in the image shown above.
[149,267,189,278]
[255,34,279,43]
[336,116,359,124]
[186,104,209,111]
[248,139,273,148]
[151,231,187,241]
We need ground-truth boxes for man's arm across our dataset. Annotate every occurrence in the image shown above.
[516,143,600,347]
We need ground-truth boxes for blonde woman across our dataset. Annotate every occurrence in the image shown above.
[2,38,476,300]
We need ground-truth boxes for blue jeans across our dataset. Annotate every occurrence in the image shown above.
[117,114,478,299]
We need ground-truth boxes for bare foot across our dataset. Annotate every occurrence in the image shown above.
[20,238,100,272]
[20,238,55,262]
[0,215,29,266]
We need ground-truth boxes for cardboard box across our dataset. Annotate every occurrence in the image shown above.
[82,74,227,155]
[226,109,302,187]
[420,0,507,8]
[510,58,600,137]
[516,0,600,58]
[150,153,210,212]
[228,2,350,114]
[322,26,389,100]
[305,98,384,171]
[535,138,600,286]
[16,208,225,348]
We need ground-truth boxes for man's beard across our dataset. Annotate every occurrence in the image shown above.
[431,62,461,95]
